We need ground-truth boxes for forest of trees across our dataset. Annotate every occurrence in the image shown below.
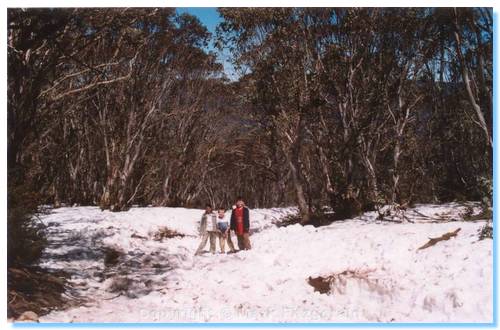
[8,8,492,265]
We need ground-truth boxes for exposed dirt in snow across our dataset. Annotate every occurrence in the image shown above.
[35,203,492,323]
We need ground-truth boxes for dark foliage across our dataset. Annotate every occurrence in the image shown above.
[478,224,493,240]
[7,180,46,267]
[7,266,70,319]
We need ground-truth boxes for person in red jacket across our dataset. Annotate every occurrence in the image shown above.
[230,196,251,250]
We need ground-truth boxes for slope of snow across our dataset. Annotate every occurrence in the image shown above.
[36,203,492,323]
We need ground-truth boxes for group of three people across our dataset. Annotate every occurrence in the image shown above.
[195,197,251,255]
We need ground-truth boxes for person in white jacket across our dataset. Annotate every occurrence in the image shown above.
[195,204,218,255]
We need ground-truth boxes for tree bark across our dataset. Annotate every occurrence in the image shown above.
[453,9,492,150]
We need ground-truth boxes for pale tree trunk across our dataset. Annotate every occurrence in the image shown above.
[358,133,379,205]
[310,117,335,202]
[453,9,492,150]
[390,95,421,205]
[291,116,310,224]
[274,113,310,223]
[289,158,310,223]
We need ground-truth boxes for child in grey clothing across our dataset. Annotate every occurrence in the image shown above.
[195,204,218,255]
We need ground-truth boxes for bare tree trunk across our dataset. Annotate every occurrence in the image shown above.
[291,116,310,224]
[453,9,492,149]
[289,159,310,223]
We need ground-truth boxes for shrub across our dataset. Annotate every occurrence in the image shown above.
[8,182,47,267]
[478,224,493,240]
[275,210,336,228]
[274,213,302,227]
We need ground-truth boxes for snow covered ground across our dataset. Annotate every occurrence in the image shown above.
[36,203,493,323]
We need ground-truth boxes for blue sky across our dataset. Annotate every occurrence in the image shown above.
[176,7,221,35]
[176,7,237,80]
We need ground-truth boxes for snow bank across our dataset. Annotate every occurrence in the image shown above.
[37,203,492,323]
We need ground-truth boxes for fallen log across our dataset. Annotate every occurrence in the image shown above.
[417,228,461,250]
[153,227,185,241]
[376,204,414,223]
[411,210,455,222]
[131,233,148,240]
